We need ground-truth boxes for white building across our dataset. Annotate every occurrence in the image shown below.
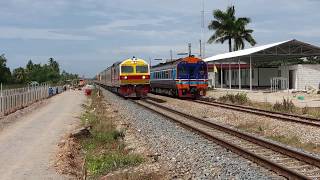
[204,39,320,91]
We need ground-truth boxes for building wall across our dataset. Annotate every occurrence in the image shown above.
[296,64,320,90]
[271,64,320,90]
[209,63,320,90]
[212,67,278,88]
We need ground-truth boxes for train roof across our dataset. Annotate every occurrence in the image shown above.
[99,57,148,74]
[151,56,202,70]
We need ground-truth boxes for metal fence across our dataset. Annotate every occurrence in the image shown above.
[0,84,63,117]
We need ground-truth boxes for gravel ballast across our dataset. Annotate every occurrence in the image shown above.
[147,93,320,147]
[101,88,282,179]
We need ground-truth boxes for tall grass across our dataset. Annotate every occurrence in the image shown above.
[80,90,143,178]
[218,93,249,105]
[272,98,295,113]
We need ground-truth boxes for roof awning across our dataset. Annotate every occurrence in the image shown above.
[204,39,320,63]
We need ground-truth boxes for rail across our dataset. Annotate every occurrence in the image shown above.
[132,99,320,180]
[195,99,320,128]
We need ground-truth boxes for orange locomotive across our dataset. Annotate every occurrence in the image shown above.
[97,57,150,98]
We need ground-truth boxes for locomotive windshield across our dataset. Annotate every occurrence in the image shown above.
[121,66,134,73]
[136,65,148,73]
[177,61,207,79]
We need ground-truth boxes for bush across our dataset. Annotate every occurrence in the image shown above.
[218,93,249,105]
[273,98,295,113]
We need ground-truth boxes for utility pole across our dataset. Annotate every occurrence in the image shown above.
[199,39,202,58]
[170,49,173,61]
[201,0,206,58]
[149,57,152,67]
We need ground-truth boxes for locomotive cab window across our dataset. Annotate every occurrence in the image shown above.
[136,65,148,73]
[121,66,134,73]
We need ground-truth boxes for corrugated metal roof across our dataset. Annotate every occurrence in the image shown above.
[204,40,291,62]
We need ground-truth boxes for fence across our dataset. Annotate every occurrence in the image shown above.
[0,84,63,117]
[270,77,289,92]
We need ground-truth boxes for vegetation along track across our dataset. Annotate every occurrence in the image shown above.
[132,99,320,180]
[194,99,320,128]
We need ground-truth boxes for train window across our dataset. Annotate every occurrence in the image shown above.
[165,71,169,79]
[178,65,187,76]
[121,66,133,73]
[136,65,148,73]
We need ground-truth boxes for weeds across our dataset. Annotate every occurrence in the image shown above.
[267,135,320,153]
[302,106,309,114]
[236,121,268,135]
[81,89,143,178]
[218,93,249,105]
[272,98,295,113]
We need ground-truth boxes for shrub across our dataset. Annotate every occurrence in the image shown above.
[273,98,295,113]
[218,93,248,105]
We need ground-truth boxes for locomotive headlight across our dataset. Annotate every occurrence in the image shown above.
[142,76,146,79]
[124,76,128,79]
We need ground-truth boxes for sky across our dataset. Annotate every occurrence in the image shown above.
[1,0,320,77]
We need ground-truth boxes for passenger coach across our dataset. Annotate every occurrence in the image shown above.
[97,57,150,98]
[150,56,208,98]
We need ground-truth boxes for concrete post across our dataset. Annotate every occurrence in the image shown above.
[220,63,223,89]
[229,62,231,89]
[238,58,241,89]
[250,56,252,91]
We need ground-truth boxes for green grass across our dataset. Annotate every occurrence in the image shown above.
[80,90,144,178]
[86,152,144,175]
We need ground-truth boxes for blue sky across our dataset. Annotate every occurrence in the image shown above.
[1,0,320,77]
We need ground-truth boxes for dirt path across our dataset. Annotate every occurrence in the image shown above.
[0,90,85,180]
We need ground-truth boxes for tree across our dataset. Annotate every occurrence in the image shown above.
[233,17,256,51]
[208,6,256,52]
[48,57,60,73]
[0,54,12,83]
[12,67,26,83]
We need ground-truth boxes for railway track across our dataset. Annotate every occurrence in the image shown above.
[132,99,320,180]
[194,99,320,128]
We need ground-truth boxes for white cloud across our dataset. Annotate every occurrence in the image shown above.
[0,27,93,40]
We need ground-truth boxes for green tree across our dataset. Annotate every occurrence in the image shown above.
[208,6,256,52]
[0,54,12,83]
[48,57,60,73]
[12,67,26,83]
[233,17,256,51]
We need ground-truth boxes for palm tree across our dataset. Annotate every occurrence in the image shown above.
[208,6,256,52]
[208,6,235,52]
[233,17,256,51]
[13,67,26,83]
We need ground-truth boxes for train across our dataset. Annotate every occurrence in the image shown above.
[150,55,208,98]
[96,57,150,98]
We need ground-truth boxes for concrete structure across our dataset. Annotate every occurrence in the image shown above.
[204,39,320,91]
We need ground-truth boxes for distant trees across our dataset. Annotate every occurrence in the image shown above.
[0,54,12,83]
[208,6,256,52]
[0,55,78,85]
